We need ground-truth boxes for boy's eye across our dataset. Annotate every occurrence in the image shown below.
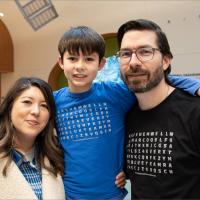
[67,56,77,61]
[85,57,95,62]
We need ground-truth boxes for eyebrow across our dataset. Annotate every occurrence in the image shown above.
[120,45,155,51]
[66,53,97,57]
[21,96,46,103]
[21,96,33,99]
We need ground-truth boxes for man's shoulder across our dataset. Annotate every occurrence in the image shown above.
[171,89,200,113]
[175,89,200,103]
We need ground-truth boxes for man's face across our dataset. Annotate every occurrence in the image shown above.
[119,30,170,93]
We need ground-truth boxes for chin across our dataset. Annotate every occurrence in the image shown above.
[128,83,148,93]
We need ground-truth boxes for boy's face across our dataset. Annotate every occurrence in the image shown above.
[59,50,105,93]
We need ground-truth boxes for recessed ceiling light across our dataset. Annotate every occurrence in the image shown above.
[0,12,4,17]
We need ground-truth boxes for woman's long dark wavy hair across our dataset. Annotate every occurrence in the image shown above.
[0,77,64,176]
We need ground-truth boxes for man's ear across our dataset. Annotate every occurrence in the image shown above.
[162,55,171,71]
[58,56,64,70]
[98,57,106,71]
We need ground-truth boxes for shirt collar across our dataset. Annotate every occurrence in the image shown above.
[12,149,23,166]
[12,147,38,168]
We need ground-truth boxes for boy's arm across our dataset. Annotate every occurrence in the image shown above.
[169,75,200,96]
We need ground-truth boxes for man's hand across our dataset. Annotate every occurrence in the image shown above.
[115,171,126,188]
[197,88,200,96]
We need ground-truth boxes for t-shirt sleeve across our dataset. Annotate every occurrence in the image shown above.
[169,75,200,95]
[107,80,136,113]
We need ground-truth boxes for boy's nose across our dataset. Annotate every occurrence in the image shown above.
[75,60,85,70]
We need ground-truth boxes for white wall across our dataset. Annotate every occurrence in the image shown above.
[1,0,200,97]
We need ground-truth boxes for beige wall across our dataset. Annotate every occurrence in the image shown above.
[1,0,200,98]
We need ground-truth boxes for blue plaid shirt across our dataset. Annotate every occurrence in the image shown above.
[13,149,42,200]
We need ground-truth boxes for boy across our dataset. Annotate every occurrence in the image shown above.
[54,26,200,200]
[54,26,132,200]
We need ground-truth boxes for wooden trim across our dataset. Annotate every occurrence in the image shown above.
[0,19,14,72]
[0,73,2,104]
[48,62,62,91]
[102,32,117,39]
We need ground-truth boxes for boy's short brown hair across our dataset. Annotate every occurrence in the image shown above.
[58,26,105,62]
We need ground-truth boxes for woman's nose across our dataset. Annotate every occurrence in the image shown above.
[30,104,40,116]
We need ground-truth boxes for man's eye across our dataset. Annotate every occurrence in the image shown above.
[120,51,132,57]
[138,48,152,56]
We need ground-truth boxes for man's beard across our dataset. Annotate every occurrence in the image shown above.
[121,65,164,93]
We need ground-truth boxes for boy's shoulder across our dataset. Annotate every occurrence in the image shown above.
[53,87,68,98]
[93,79,126,90]
[94,80,132,98]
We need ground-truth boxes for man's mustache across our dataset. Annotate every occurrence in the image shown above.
[126,66,148,76]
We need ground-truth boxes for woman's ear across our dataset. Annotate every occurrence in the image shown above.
[98,57,106,71]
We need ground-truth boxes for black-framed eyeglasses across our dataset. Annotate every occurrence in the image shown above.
[116,47,160,64]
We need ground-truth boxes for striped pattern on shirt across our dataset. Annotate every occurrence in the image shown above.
[13,149,42,200]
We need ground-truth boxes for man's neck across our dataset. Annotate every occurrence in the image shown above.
[135,79,175,110]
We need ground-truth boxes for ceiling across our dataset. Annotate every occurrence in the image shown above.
[1,0,200,72]
[1,0,200,46]
[1,0,200,94]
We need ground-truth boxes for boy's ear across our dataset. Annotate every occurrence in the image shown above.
[58,56,64,70]
[98,57,106,71]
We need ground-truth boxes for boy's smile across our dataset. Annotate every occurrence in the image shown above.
[72,73,87,81]
[59,50,105,93]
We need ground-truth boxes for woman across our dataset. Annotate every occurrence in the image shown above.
[0,77,65,200]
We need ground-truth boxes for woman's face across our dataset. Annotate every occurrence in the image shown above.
[11,86,50,149]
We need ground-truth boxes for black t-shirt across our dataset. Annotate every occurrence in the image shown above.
[125,89,200,199]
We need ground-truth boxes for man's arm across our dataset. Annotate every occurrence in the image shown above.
[115,171,126,188]
[196,88,200,96]
[169,75,200,96]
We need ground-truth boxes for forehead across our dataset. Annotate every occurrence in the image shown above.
[64,50,99,57]
[121,30,158,49]
[16,86,45,100]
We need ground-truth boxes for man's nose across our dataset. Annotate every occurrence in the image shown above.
[129,52,141,65]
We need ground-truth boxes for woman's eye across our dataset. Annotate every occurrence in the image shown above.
[22,100,31,104]
[41,104,49,109]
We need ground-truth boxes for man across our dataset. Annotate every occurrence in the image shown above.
[117,19,200,199]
